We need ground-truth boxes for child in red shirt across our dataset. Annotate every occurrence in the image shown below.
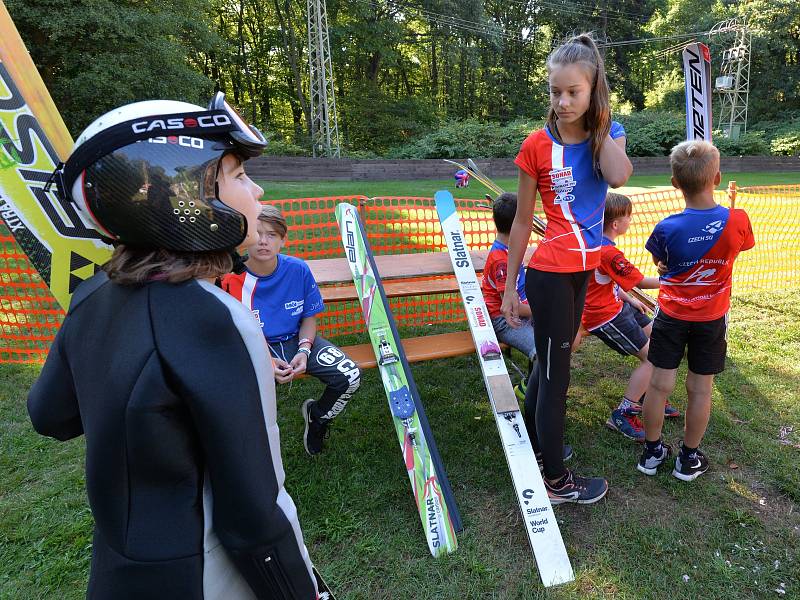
[582,193,676,442]
[481,193,536,363]
[638,141,755,481]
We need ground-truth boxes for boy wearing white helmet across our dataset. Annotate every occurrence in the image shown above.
[27,94,320,599]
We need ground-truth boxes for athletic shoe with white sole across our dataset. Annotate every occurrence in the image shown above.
[673,449,709,481]
[637,442,673,476]
[545,470,608,505]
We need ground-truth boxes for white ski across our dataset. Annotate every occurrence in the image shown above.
[434,190,574,587]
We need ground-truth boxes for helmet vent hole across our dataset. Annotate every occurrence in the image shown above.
[173,209,180,215]
[189,201,195,207]
[179,217,186,223]
[194,209,200,215]
[179,201,185,207]
[190,217,196,223]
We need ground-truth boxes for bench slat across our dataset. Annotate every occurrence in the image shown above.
[321,277,460,302]
[344,331,478,369]
[309,247,535,286]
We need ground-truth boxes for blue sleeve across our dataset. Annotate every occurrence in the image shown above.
[301,262,324,318]
[516,266,527,301]
[610,121,626,139]
[645,223,666,263]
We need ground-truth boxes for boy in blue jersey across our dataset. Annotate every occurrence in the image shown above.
[222,205,361,455]
[637,141,754,481]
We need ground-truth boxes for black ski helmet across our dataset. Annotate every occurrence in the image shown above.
[52,93,267,252]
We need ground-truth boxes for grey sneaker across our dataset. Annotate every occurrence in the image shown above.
[637,442,673,476]
[673,449,709,481]
[302,399,329,456]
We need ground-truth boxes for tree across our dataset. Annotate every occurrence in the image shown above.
[7,0,220,135]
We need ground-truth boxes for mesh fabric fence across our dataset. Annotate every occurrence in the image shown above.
[1,185,798,363]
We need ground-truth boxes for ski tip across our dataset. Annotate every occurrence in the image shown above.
[433,190,456,220]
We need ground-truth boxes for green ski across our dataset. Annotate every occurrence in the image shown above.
[335,202,460,556]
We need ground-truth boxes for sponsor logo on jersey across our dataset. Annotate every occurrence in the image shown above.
[251,309,264,328]
[549,166,576,204]
[683,265,717,285]
[285,299,304,315]
[703,220,723,234]
[611,253,633,276]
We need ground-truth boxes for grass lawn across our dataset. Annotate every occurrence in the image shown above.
[257,171,800,201]
[1,289,798,599]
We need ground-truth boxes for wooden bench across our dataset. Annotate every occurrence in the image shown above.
[307,248,535,370]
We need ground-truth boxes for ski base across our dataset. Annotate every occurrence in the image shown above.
[435,189,574,586]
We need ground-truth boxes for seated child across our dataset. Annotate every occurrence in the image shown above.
[481,193,573,465]
[581,192,678,442]
[222,205,361,456]
[638,140,754,481]
[481,193,536,364]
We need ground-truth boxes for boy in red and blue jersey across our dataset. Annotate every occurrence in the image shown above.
[582,193,675,443]
[481,193,536,363]
[637,141,755,481]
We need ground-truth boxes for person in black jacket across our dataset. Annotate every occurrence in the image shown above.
[28,93,319,599]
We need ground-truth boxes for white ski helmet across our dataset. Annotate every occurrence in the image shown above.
[52,92,267,252]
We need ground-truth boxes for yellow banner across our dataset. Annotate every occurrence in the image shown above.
[0,1,112,310]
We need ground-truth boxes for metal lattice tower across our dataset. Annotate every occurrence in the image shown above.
[307,0,341,157]
[711,18,751,139]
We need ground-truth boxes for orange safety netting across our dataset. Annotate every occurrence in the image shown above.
[2,186,799,363]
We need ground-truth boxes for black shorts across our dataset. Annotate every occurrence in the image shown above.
[647,310,728,375]
[590,302,652,356]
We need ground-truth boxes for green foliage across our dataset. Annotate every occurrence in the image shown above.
[387,118,541,159]
[263,138,310,157]
[616,111,685,157]
[7,0,220,135]
[644,71,685,112]
[714,131,770,156]
[769,123,800,156]
[342,84,440,154]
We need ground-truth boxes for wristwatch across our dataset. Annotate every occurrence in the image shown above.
[297,347,311,357]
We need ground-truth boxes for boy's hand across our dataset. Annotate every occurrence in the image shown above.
[656,261,668,276]
[501,290,522,328]
[289,352,308,375]
[273,358,294,383]
[627,297,646,314]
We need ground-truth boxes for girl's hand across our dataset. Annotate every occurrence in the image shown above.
[273,358,294,384]
[289,352,308,375]
[501,290,522,328]
[656,261,668,276]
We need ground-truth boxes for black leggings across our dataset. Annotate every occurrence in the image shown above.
[523,268,591,480]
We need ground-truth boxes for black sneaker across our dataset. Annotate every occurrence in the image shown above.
[673,449,709,481]
[545,470,608,505]
[536,445,574,472]
[637,442,672,476]
[302,399,329,456]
